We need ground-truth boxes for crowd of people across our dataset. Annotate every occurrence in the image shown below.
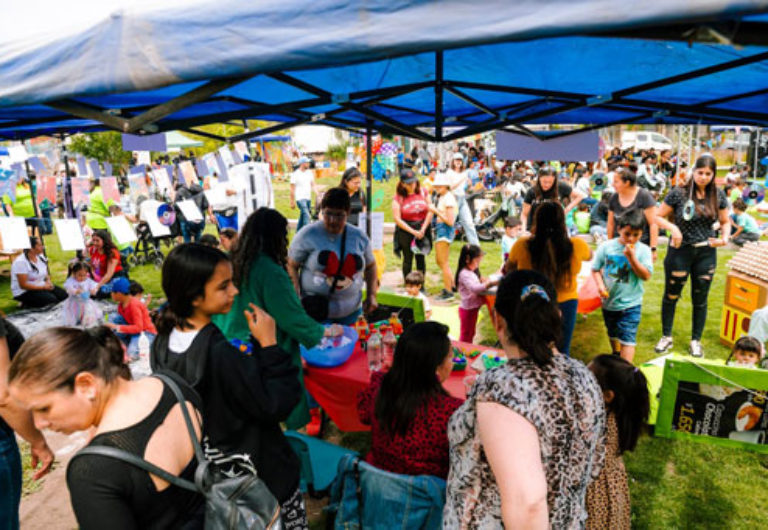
[1,137,767,529]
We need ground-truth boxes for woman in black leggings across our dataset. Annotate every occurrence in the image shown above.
[654,155,730,358]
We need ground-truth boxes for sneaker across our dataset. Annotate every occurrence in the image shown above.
[435,289,454,301]
[689,340,704,358]
[654,336,674,353]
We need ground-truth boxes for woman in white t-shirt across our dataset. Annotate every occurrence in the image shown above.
[429,173,458,300]
[445,153,479,246]
[10,237,66,308]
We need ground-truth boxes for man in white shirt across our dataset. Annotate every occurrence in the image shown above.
[290,156,319,232]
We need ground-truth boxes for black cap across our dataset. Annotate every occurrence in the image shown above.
[399,168,418,184]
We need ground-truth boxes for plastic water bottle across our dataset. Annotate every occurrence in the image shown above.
[366,330,382,374]
[138,332,150,358]
[382,325,397,370]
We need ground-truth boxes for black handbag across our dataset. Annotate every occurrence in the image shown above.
[73,374,282,529]
[301,227,347,322]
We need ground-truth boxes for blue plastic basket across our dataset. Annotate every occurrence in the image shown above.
[300,325,359,368]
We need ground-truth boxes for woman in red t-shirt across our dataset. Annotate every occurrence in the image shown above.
[357,321,462,479]
[392,169,433,283]
[89,229,126,299]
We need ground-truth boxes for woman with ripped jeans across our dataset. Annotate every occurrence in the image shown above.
[654,155,730,358]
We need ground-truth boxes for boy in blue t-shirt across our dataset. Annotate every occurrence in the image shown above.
[731,198,761,246]
[500,216,521,264]
[591,209,653,363]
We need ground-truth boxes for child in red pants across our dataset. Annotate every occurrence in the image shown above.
[455,245,499,343]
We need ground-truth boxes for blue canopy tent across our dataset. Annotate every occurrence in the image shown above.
[2,1,768,143]
[2,1,768,229]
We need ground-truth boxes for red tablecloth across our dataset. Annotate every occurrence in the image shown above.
[304,340,494,432]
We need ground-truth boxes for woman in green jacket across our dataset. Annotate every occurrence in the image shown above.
[214,208,338,429]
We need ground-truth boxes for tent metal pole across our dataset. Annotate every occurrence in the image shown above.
[366,124,373,238]
[435,51,444,142]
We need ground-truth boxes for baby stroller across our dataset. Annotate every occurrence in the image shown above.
[126,222,166,269]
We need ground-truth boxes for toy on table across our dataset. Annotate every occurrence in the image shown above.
[388,313,403,335]
[482,352,507,371]
[452,349,467,371]
[469,351,508,372]
[354,314,370,342]
[230,338,253,355]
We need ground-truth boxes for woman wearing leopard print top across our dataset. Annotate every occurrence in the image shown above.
[444,270,605,529]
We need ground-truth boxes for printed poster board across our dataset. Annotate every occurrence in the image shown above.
[53,219,85,251]
[177,200,203,222]
[104,215,138,245]
[178,161,198,186]
[36,176,57,209]
[357,212,384,250]
[656,356,768,453]
[70,178,90,208]
[127,175,149,203]
[0,217,31,250]
[100,177,121,204]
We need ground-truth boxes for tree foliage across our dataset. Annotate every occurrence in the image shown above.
[68,132,133,173]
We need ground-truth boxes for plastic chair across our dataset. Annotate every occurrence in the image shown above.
[284,430,357,497]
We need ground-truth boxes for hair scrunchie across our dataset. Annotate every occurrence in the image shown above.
[520,284,550,303]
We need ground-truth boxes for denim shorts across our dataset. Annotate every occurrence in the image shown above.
[602,304,642,346]
[434,222,454,243]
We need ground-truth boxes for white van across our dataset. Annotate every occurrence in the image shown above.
[621,131,674,152]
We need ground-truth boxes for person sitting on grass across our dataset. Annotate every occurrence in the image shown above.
[731,198,761,246]
[357,321,462,479]
[591,209,653,363]
[104,277,157,361]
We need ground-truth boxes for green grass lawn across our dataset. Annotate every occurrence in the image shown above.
[5,173,768,528]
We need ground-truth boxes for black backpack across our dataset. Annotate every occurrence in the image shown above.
[74,373,282,529]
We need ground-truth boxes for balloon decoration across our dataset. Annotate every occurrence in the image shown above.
[743,183,765,206]
[157,203,176,226]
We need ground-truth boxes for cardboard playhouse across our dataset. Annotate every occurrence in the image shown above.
[720,242,768,347]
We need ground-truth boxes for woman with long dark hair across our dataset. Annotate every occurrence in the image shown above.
[444,271,604,528]
[653,154,730,357]
[392,169,433,283]
[89,229,126,299]
[357,321,462,479]
[152,243,307,526]
[505,201,592,355]
[339,167,366,227]
[10,236,66,307]
[215,208,340,431]
[606,168,659,261]
[520,165,585,234]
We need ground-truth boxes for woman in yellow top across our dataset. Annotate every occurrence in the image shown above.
[504,201,591,355]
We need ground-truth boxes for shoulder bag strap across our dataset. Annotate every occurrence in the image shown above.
[75,446,198,493]
[328,226,347,296]
[153,373,207,465]
[72,373,206,493]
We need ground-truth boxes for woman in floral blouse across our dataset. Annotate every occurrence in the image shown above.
[444,270,605,529]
